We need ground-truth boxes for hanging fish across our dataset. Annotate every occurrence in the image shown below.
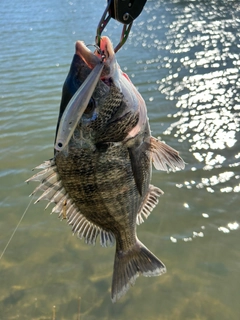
[26,36,185,302]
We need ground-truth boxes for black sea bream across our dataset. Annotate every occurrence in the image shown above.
[27,36,185,302]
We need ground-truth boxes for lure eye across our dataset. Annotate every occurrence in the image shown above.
[84,98,95,115]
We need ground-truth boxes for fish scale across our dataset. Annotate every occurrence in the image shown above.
[57,140,140,244]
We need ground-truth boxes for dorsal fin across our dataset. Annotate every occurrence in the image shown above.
[26,160,115,247]
[136,184,164,225]
[150,137,185,171]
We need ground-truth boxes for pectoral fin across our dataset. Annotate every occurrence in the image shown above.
[150,137,185,171]
[128,136,184,195]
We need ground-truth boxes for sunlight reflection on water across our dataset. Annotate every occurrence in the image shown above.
[129,0,240,251]
[157,2,240,201]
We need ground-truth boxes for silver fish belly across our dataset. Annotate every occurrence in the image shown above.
[26,36,185,302]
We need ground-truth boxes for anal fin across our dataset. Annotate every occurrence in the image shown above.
[136,184,164,225]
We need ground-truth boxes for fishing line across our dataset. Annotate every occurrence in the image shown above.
[0,197,34,261]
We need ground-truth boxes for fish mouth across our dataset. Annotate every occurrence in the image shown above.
[75,37,114,85]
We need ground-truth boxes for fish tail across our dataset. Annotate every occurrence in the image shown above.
[111,239,166,303]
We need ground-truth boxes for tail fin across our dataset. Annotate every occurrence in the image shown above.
[111,240,166,302]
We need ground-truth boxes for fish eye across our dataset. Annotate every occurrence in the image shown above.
[84,98,96,115]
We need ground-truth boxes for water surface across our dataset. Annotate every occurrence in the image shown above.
[0,0,239,319]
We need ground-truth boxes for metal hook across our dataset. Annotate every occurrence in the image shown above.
[96,1,112,48]
[114,22,133,53]
[96,0,133,53]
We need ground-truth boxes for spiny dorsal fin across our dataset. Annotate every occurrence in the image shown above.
[26,160,115,247]
[136,184,164,225]
[150,136,185,171]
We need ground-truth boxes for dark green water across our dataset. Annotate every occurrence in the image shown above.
[1,0,239,319]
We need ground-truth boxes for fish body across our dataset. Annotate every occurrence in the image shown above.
[27,37,185,302]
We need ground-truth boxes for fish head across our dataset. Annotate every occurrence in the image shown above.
[55,36,146,150]
[76,36,147,138]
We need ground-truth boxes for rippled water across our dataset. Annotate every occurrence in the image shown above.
[1,0,240,319]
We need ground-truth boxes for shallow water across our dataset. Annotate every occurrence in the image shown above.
[1,0,240,319]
